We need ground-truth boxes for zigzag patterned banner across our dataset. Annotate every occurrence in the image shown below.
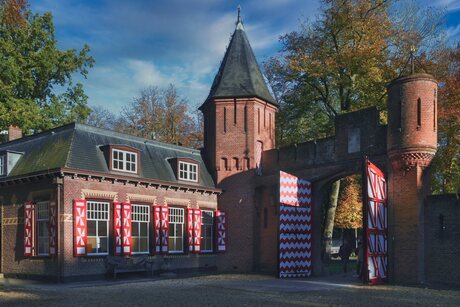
[279,171,313,278]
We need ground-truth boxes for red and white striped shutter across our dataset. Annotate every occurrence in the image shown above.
[73,200,87,256]
[160,206,169,253]
[153,206,161,253]
[216,210,226,252]
[187,208,194,252]
[193,209,202,253]
[24,202,34,257]
[122,203,132,255]
[113,202,122,256]
[49,201,57,256]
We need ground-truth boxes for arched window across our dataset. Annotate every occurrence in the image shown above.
[244,157,250,170]
[244,106,247,132]
[223,107,227,133]
[220,157,228,171]
[232,157,239,171]
[417,98,421,127]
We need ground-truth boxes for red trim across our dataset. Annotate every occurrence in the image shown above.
[23,201,34,257]
[49,201,57,256]
[216,210,226,253]
[113,202,122,255]
[122,203,132,255]
[73,200,87,256]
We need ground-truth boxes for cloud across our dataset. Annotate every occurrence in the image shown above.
[446,23,460,41]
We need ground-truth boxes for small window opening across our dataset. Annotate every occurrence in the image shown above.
[417,98,421,127]
[244,106,247,132]
[234,98,237,125]
[224,107,227,133]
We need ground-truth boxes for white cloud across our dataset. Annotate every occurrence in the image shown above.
[446,23,460,41]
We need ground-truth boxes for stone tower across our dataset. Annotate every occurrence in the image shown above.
[201,10,277,271]
[387,73,438,283]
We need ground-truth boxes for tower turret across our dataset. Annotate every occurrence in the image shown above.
[386,72,438,284]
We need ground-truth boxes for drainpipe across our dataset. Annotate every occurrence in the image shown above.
[55,176,64,283]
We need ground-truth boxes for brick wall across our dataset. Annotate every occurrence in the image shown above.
[0,179,59,280]
[424,194,460,287]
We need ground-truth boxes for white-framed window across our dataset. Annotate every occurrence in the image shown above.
[201,210,214,252]
[132,204,150,254]
[36,201,49,256]
[112,149,137,173]
[178,161,198,182]
[168,207,184,253]
[86,201,109,255]
[0,155,4,176]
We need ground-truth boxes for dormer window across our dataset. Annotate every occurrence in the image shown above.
[111,148,138,174]
[178,161,198,182]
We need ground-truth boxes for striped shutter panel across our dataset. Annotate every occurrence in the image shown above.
[216,210,226,252]
[153,206,161,253]
[24,202,34,257]
[73,200,87,256]
[113,202,122,256]
[122,203,132,255]
[160,206,169,253]
[49,201,57,256]
[187,208,194,252]
[193,209,202,252]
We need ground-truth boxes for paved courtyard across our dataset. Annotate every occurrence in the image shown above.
[1,273,459,306]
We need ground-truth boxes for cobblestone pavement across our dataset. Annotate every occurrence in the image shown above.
[1,273,459,306]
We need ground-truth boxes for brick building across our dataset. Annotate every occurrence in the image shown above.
[0,12,457,285]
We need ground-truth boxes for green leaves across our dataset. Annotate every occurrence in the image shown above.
[0,7,94,134]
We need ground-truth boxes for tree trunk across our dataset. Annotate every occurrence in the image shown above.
[323,179,341,259]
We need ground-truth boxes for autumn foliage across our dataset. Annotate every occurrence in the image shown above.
[335,175,362,229]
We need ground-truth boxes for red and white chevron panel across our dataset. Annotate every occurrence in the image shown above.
[193,209,202,252]
[113,202,122,255]
[24,202,34,257]
[160,206,169,252]
[122,203,132,255]
[365,159,388,284]
[188,208,194,252]
[153,206,161,253]
[280,171,312,206]
[49,202,57,256]
[279,171,313,278]
[73,200,87,256]
[216,210,226,252]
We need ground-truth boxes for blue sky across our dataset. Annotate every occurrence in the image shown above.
[30,0,460,114]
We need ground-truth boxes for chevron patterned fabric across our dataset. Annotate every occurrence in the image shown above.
[279,171,313,278]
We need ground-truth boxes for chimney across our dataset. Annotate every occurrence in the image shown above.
[8,125,22,141]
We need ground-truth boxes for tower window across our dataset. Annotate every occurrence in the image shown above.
[258,109,260,134]
[232,157,239,170]
[433,99,436,131]
[264,108,266,127]
[269,113,272,139]
[224,107,227,133]
[417,98,421,127]
[234,98,237,125]
[244,106,247,132]
[220,157,228,171]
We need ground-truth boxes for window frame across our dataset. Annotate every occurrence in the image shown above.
[168,207,185,253]
[111,148,138,174]
[36,201,50,256]
[177,160,199,183]
[86,201,110,256]
[200,210,214,253]
[131,204,150,255]
[0,155,4,176]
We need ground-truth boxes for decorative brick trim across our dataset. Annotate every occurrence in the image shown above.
[126,193,156,204]
[81,189,118,201]
[2,217,21,225]
[390,151,435,171]
[164,197,190,207]
[196,200,217,208]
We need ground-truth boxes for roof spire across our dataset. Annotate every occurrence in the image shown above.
[236,5,244,30]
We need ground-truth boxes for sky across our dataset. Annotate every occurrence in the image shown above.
[29,0,460,114]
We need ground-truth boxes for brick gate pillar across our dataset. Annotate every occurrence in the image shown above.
[387,73,437,284]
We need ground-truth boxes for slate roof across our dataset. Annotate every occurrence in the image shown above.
[200,17,277,109]
[0,123,217,190]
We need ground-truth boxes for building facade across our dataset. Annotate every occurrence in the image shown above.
[0,13,453,285]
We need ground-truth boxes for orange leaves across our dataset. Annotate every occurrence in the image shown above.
[335,175,362,229]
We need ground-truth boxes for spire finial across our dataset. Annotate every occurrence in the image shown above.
[236,5,244,30]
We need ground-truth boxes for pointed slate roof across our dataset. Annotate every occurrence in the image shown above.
[201,11,277,109]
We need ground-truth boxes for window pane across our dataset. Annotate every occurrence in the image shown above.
[140,238,148,252]
[176,238,183,251]
[176,224,183,236]
[140,223,148,236]
[99,237,108,253]
[132,222,139,236]
[87,237,97,254]
[87,220,96,236]
[169,237,174,250]
[98,221,107,237]
[132,237,139,253]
